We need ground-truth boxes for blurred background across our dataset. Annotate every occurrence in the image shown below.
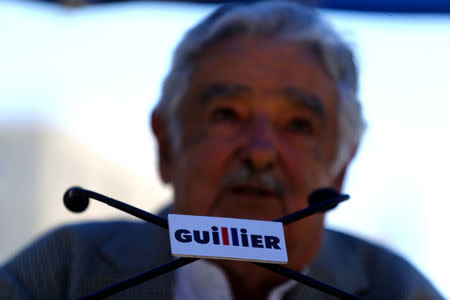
[1,0,449,297]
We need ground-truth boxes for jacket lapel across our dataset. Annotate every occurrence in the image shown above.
[99,220,175,300]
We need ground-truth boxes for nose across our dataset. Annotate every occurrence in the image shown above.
[240,118,277,172]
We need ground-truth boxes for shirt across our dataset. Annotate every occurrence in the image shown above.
[174,259,303,300]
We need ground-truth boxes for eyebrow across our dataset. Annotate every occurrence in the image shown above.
[200,83,250,104]
[282,87,326,119]
[200,83,327,119]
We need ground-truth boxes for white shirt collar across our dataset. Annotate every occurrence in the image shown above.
[174,259,306,300]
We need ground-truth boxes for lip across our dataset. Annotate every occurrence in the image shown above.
[223,183,282,202]
[214,183,285,220]
[231,184,276,196]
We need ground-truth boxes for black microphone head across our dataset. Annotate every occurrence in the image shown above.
[308,188,341,207]
[64,186,89,213]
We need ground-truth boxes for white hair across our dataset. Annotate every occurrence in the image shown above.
[155,1,366,175]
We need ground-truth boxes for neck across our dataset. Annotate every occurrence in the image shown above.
[212,260,287,300]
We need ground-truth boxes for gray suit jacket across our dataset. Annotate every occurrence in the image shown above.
[0,217,444,300]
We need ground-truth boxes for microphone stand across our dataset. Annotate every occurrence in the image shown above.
[64,187,363,300]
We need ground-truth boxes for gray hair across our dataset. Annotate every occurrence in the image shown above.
[155,1,366,175]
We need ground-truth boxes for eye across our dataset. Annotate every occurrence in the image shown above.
[287,118,313,135]
[211,107,239,122]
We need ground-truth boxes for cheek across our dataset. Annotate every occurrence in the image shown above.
[172,135,239,215]
[279,140,332,212]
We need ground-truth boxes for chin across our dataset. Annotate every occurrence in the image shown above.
[211,204,284,221]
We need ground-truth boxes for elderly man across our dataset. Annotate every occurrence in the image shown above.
[0,1,443,299]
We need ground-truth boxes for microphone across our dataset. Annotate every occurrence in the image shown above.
[63,187,169,229]
[275,188,349,225]
[308,188,342,212]
[64,186,89,213]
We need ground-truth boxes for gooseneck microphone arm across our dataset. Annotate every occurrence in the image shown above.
[276,191,349,225]
[63,187,348,229]
[64,187,168,229]
[64,187,362,300]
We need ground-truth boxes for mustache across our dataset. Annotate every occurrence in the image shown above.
[220,166,286,198]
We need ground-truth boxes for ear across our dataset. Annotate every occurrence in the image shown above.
[151,110,173,184]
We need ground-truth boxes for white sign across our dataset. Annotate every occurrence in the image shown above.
[168,214,288,264]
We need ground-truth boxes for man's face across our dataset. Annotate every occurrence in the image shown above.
[154,35,343,271]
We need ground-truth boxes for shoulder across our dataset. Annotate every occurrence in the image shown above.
[9,220,149,260]
[4,219,169,269]
[1,220,169,299]
[324,229,420,276]
[321,229,444,299]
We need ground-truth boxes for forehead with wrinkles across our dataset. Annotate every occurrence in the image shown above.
[182,34,337,122]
